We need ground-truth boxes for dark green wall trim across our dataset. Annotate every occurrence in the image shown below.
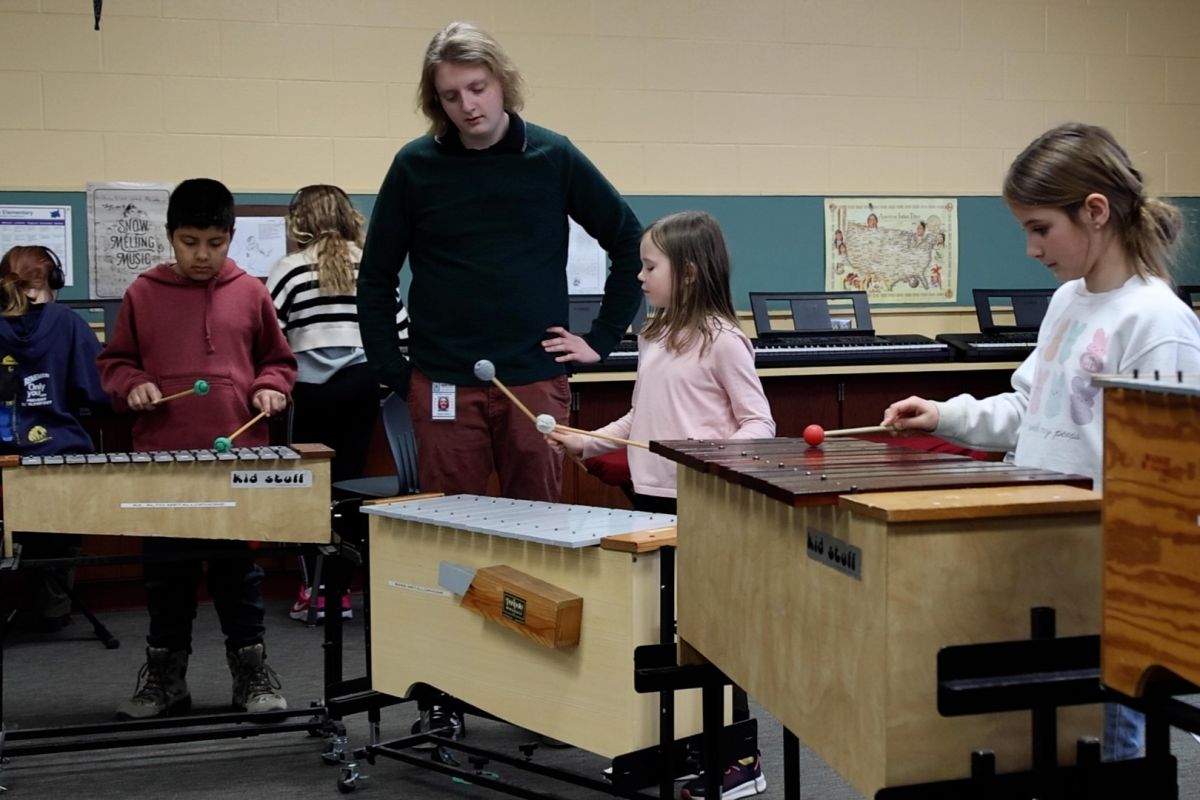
[5,191,1198,305]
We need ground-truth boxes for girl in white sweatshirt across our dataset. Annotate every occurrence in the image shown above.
[882,123,1200,762]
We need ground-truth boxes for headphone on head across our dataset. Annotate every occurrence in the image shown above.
[40,246,65,291]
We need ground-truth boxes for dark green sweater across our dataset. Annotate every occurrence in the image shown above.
[357,114,643,391]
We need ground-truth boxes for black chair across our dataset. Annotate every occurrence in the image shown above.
[300,393,419,626]
[332,392,419,500]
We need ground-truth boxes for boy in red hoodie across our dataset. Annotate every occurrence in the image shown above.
[98,179,297,720]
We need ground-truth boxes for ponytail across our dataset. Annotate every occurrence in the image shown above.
[312,232,356,295]
[1127,197,1185,283]
[286,185,363,296]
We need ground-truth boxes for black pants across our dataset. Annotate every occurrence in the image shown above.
[15,532,80,621]
[292,363,381,586]
[631,493,750,724]
[291,363,380,484]
[144,538,265,653]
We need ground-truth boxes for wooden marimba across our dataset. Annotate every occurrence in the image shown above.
[364,494,704,759]
[0,444,334,555]
[654,437,1103,797]
[1097,374,1200,697]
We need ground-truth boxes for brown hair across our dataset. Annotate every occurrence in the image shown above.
[639,211,739,355]
[1003,122,1184,282]
[417,21,525,138]
[286,185,364,296]
[0,245,56,316]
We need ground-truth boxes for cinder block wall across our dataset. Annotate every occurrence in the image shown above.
[1,0,1197,196]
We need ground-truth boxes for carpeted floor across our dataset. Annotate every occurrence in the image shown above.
[2,598,1198,798]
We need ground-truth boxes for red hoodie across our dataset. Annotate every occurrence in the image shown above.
[98,259,297,452]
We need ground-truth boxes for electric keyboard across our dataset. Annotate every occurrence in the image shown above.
[570,339,639,372]
[937,288,1053,362]
[752,334,951,366]
[936,331,1037,362]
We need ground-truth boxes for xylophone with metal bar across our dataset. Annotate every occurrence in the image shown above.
[0,443,334,555]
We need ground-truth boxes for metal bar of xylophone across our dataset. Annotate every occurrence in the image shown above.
[0,443,334,555]
[652,436,1092,506]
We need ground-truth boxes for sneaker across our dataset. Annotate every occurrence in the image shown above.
[680,753,766,800]
[289,584,325,621]
[115,647,191,720]
[227,643,287,713]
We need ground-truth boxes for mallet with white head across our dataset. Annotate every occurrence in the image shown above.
[473,359,538,424]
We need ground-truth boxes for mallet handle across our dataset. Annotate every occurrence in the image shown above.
[555,423,650,450]
[489,378,538,424]
[824,425,893,437]
[227,410,268,443]
[153,387,196,405]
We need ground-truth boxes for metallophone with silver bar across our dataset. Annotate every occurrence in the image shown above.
[357,493,735,793]
[0,443,334,556]
[0,442,337,788]
[653,436,1104,798]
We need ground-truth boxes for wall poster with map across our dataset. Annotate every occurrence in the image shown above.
[824,198,958,303]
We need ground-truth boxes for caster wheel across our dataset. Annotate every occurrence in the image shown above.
[322,750,345,766]
[337,766,358,793]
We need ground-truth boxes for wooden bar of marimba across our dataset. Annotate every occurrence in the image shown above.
[1097,375,1200,697]
[0,443,334,556]
[364,494,710,759]
[655,437,1102,797]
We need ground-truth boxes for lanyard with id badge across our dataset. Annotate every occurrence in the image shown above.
[431,382,456,421]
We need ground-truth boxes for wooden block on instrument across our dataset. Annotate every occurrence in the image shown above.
[460,564,583,649]
[600,526,677,553]
[290,443,335,460]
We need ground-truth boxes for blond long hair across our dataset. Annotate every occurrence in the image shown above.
[286,185,364,296]
[1004,123,1184,282]
[639,212,739,355]
[417,21,525,138]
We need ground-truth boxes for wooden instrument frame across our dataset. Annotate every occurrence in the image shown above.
[1100,379,1200,697]
[660,438,1104,797]
[0,444,333,555]
[366,499,707,759]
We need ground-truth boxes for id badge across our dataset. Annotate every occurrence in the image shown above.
[431,382,456,421]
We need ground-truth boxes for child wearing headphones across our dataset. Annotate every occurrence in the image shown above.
[0,245,109,630]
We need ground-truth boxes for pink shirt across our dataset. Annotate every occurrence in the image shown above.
[582,319,775,497]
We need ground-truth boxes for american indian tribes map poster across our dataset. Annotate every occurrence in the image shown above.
[824,198,958,303]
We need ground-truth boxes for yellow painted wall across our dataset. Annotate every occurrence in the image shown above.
[1,0,1198,195]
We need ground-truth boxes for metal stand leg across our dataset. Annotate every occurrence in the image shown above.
[658,546,675,800]
[701,680,724,800]
[1030,607,1057,773]
[783,727,801,800]
[43,569,119,649]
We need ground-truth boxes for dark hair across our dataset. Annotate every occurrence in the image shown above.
[640,211,738,355]
[166,178,236,235]
[1004,123,1183,282]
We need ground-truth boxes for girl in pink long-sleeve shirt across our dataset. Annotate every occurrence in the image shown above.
[549,210,775,798]
[549,211,775,513]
